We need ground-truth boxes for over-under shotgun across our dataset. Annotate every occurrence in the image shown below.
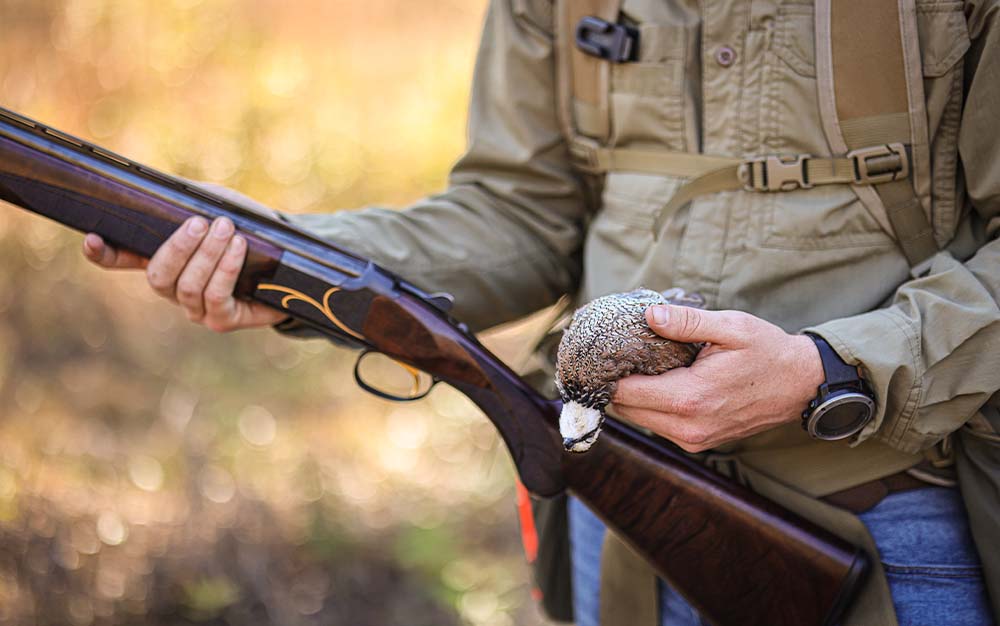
[0,106,868,626]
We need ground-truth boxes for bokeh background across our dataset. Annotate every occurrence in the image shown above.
[0,1,558,624]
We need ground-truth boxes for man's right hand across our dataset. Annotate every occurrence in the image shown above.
[83,216,287,333]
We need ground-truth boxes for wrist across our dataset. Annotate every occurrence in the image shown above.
[800,332,876,440]
[794,332,826,396]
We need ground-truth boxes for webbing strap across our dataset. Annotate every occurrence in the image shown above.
[648,147,907,236]
[570,138,742,176]
[567,139,913,237]
[556,0,622,142]
[818,0,938,273]
[650,165,741,235]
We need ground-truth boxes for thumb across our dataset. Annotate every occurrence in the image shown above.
[645,304,746,345]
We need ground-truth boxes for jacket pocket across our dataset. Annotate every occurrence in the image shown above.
[770,0,971,79]
[772,3,815,78]
[916,0,971,77]
[761,187,898,250]
[608,23,689,152]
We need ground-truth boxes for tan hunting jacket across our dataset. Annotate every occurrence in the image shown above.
[280,0,1000,623]
[286,0,998,489]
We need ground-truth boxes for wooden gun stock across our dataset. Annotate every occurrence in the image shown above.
[569,419,868,625]
[336,289,869,626]
[0,106,868,626]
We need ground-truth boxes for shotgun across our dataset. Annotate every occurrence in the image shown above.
[0,106,868,626]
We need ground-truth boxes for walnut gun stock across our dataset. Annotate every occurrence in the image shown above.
[0,106,868,626]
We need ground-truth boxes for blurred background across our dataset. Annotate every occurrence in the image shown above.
[0,1,558,624]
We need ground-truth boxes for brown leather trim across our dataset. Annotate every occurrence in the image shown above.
[831,0,908,121]
[822,465,937,514]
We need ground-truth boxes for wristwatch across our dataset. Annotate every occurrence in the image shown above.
[802,333,876,440]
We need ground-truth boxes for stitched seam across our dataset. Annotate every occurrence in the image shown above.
[883,563,982,577]
[774,6,815,77]
[931,66,963,241]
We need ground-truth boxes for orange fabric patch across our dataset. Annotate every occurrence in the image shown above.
[515,480,539,563]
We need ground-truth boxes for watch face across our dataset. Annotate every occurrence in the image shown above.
[808,393,875,440]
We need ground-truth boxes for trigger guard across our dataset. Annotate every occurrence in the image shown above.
[353,349,437,402]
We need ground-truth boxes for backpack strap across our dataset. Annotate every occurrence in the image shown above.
[556,0,940,275]
[555,0,624,156]
[816,0,939,276]
[645,147,910,236]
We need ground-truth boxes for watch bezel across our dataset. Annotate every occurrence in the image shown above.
[805,391,875,440]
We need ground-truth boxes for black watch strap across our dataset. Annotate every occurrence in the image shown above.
[806,333,858,387]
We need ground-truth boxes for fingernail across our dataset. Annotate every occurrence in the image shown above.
[187,218,208,236]
[651,305,669,326]
[213,217,234,238]
[231,235,245,251]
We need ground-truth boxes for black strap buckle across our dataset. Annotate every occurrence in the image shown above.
[575,16,639,63]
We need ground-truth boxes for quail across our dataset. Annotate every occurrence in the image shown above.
[555,288,703,452]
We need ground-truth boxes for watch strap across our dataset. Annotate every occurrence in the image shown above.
[805,333,859,387]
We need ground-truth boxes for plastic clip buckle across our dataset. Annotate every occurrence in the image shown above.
[738,154,813,192]
[847,143,909,185]
[575,16,639,63]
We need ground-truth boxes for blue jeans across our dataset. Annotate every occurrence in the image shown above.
[568,487,994,626]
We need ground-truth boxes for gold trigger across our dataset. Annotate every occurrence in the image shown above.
[353,350,436,402]
[394,360,425,396]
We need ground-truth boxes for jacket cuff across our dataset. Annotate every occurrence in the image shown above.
[802,308,923,453]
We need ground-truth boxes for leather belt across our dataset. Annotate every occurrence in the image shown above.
[821,463,946,514]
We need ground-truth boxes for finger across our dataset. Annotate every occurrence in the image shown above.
[211,301,289,333]
[202,236,288,332]
[202,234,245,323]
[175,218,235,319]
[237,301,288,328]
[611,404,713,452]
[612,368,700,413]
[146,217,209,298]
[83,234,148,269]
[645,304,751,346]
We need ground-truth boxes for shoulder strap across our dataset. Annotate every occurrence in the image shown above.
[555,0,623,153]
[815,0,939,275]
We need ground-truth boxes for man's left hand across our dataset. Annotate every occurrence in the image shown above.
[610,304,826,453]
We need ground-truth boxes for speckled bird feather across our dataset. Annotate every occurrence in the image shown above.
[556,288,703,452]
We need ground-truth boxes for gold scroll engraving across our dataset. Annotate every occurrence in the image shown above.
[256,283,365,341]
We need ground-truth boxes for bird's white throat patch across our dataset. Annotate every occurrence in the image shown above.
[560,401,603,453]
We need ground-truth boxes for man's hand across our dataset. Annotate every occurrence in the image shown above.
[610,304,826,453]
[82,216,286,332]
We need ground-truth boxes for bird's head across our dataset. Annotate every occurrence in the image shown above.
[559,400,605,452]
[557,380,610,453]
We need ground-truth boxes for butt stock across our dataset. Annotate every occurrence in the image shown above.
[568,418,868,626]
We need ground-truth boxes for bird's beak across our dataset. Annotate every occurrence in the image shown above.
[559,400,605,453]
[562,423,603,453]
